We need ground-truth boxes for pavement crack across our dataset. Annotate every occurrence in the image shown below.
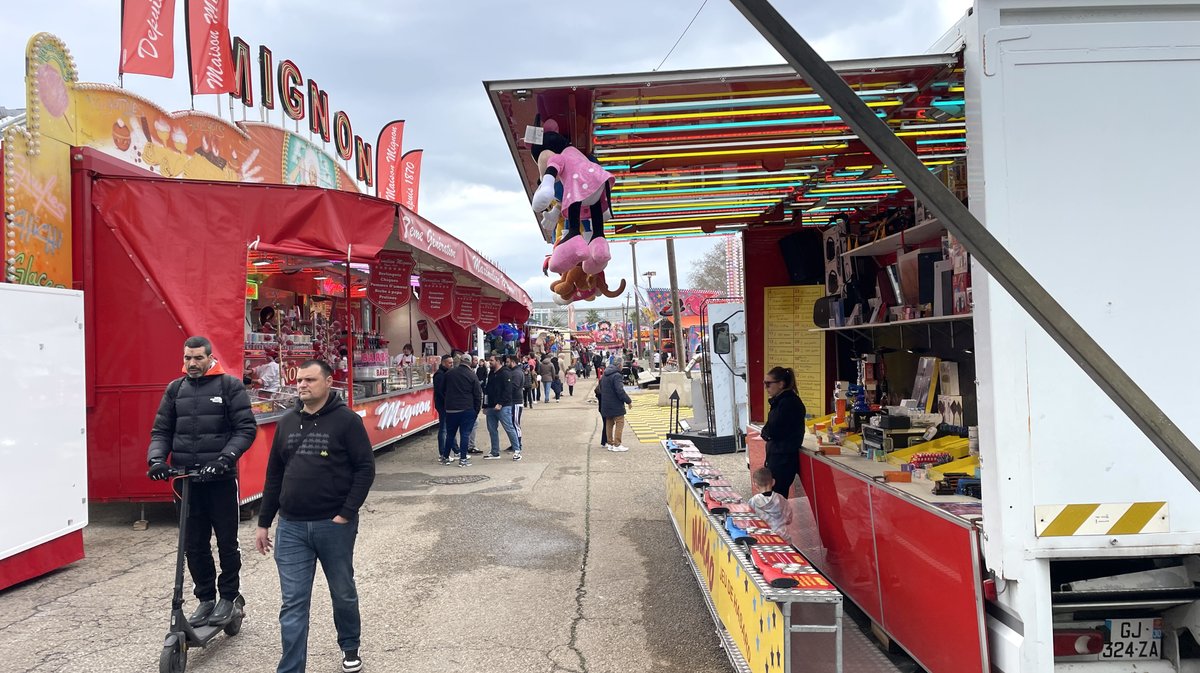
[562,416,598,673]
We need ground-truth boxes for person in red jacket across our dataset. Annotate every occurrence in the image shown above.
[255,359,376,673]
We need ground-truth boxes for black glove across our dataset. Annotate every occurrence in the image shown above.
[147,461,172,481]
[200,455,233,477]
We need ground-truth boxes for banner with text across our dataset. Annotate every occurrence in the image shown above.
[375,120,405,203]
[120,0,177,78]
[367,250,414,313]
[185,0,234,94]
[417,270,456,320]
[476,296,503,332]
[452,285,482,329]
[399,149,422,212]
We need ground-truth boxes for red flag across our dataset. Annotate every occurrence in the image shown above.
[452,286,482,329]
[375,120,405,203]
[120,0,177,78]
[418,271,456,321]
[185,0,234,94]
[399,149,423,212]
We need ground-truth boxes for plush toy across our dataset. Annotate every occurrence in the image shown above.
[530,127,614,275]
[549,266,629,305]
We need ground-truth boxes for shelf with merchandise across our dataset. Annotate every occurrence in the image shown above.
[810,313,972,333]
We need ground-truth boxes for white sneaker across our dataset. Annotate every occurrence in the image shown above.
[608,444,629,452]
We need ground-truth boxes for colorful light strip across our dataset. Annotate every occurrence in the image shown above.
[594,86,917,115]
[592,113,884,137]
[614,168,814,183]
[594,100,901,125]
[596,143,849,162]
[611,185,798,197]
[614,176,808,191]
[592,125,854,147]
[595,134,859,155]
[596,81,907,106]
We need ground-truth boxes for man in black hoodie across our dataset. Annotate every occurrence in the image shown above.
[147,335,257,628]
[255,360,376,673]
[441,354,483,467]
[432,353,454,459]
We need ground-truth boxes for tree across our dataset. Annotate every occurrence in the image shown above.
[585,309,601,324]
[688,241,728,293]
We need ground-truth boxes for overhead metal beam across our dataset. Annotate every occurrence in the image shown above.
[729,0,1200,491]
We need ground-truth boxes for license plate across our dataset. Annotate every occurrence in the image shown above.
[1101,618,1162,660]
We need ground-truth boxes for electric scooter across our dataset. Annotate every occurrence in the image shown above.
[159,469,245,673]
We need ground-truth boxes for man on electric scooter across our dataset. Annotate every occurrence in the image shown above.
[147,335,258,629]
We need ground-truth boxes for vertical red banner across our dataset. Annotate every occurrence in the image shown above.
[375,120,405,203]
[418,270,456,320]
[476,296,503,332]
[399,149,423,212]
[452,286,483,329]
[368,251,415,313]
[185,0,234,94]
[120,0,177,78]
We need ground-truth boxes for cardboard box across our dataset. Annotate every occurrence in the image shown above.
[939,361,961,396]
[938,394,965,426]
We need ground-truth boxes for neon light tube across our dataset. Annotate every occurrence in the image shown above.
[595,134,859,155]
[595,100,901,125]
[597,144,849,162]
[595,86,916,115]
[593,113,885,137]
[615,168,814,183]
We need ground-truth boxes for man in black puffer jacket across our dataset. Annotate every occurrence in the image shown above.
[147,335,258,628]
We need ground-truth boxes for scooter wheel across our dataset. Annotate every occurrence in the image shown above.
[159,643,186,673]
[223,613,243,636]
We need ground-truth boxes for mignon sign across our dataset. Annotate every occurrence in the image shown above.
[351,387,437,448]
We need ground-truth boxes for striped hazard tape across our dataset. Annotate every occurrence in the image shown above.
[1035,502,1169,537]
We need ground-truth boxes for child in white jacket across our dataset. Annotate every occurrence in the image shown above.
[748,467,793,532]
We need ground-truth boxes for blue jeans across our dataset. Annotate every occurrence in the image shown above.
[486,406,521,456]
[274,517,361,673]
[542,381,552,401]
[436,412,447,456]
[443,410,477,460]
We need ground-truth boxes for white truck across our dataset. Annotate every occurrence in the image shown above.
[734,0,1200,670]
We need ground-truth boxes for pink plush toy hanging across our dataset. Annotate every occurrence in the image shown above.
[530,122,614,275]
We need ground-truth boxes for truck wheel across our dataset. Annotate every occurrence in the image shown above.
[159,643,186,673]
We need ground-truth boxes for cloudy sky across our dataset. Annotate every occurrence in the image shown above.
[1,0,972,304]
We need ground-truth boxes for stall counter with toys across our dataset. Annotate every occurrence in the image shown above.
[663,438,844,673]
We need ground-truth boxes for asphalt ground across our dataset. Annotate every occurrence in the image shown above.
[0,378,751,673]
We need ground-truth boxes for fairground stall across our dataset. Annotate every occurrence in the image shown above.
[486,2,1200,671]
[2,33,530,519]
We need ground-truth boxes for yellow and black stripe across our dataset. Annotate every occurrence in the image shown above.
[1035,502,1169,537]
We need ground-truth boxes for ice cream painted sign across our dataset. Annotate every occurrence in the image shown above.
[3,33,361,287]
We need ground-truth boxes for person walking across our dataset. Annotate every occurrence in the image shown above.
[761,366,807,498]
[147,335,258,628]
[506,355,527,453]
[466,355,488,455]
[521,361,535,408]
[441,354,483,467]
[482,354,522,461]
[254,359,376,673]
[431,353,454,459]
[550,355,563,401]
[537,356,555,403]
[598,363,633,452]
[565,367,577,396]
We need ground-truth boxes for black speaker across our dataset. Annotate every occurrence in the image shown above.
[778,229,823,285]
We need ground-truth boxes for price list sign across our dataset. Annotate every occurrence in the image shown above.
[368,251,415,312]
[763,285,826,416]
[418,270,457,320]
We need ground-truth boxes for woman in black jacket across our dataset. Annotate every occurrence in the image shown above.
[761,366,807,498]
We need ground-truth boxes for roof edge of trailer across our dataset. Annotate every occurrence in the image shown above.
[482,51,960,93]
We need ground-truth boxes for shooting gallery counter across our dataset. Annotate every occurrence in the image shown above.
[794,438,990,673]
[663,440,844,673]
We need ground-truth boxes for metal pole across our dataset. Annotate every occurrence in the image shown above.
[666,239,686,369]
[630,241,643,361]
[729,0,1200,491]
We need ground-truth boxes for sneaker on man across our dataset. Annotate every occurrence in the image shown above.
[342,649,363,673]
[609,445,629,452]
[467,448,483,455]
[459,459,472,467]
[513,451,522,461]
[483,454,501,460]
